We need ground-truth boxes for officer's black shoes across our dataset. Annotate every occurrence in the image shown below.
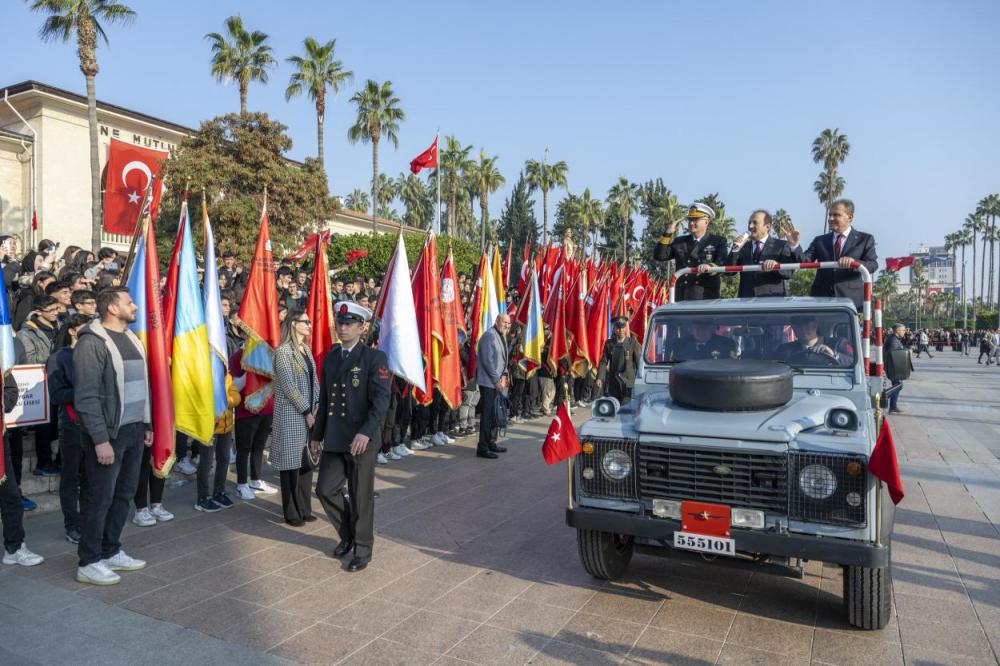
[489,445,508,453]
[333,540,355,558]
[285,519,305,527]
[347,556,370,572]
[477,451,499,459]
[303,515,318,523]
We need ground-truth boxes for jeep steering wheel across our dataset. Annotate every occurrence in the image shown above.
[788,347,839,366]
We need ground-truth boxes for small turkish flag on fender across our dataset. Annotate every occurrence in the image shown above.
[542,402,581,464]
[103,138,167,235]
[870,418,905,504]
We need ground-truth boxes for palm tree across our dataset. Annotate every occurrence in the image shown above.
[944,231,961,321]
[467,150,505,250]
[373,172,397,218]
[396,173,433,230]
[574,188,605,257]
[811,128,850,231]
[979,193,1000,308]
[963,213,981,322]
[524,157,569,243]
[343,188,370,213]
[438,136,474,238]
[206,15,276,115]
[29,0,136,253]
[285,37,353,172]
[347,80,404,233]
[874,271,899,312]
[606,177,640,264]
[955,226,972,326]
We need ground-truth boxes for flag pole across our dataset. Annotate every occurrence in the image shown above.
[435,130,441,236]
[566,396,574,510]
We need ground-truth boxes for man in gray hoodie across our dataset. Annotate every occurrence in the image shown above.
[73,287,152,586]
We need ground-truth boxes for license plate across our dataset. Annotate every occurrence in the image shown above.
[673,531,736,556]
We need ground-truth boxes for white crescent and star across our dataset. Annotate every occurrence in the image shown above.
[121,160,152,206]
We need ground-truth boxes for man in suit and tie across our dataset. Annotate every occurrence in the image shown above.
[653,203,730,300]
[786,199,879,310]
[727,210,801,297]
[476,313,511,459]
[310,302,391,572]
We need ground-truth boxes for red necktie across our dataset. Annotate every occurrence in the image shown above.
[834,234,844,260]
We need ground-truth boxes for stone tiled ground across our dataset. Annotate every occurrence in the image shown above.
[2,351,999,664]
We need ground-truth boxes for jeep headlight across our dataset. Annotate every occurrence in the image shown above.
[798,464,837,500]
[601,449,632,481]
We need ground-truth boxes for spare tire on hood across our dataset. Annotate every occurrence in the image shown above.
[669,359,793,412]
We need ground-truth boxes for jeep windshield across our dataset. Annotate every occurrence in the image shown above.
[643,310,858,369]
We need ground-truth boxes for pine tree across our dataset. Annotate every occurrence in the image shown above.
[496,173,539,267]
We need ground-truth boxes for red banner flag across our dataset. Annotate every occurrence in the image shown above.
[439,247,465,408]
[884,256,915,272]
[285,230,332,262]
[410,136,439,174]
[103,138,166,235]
[567,271,591,376]
[542,402,581,464]
[161,208,185,358]
[543,269,570,374]
[465,253,488,378]
[307,233,335,369]
[585,277,610,376]
[870,418,905,504]
[411,235,446,406]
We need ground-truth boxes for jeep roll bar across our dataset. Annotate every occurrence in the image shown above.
[668,261,883,377]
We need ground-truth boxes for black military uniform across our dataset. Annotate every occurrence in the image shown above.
[653,203,729,301]
[311,302,390,572]
[597,318,643,403]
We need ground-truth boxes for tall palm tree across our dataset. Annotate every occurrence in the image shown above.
[979,193,1000,308]
[811,128,850,231]
[955,226,972,326]
[396,173,433,230]
[438,136,474,238]
[467,150,505,250]
[285,37,353,172]
[606,177,640,264]
[347,80,404,233]
[944,231,961,321]
[963,213,981,322]
[373,172,397,218]
[524,157,569,243]
[574,188,605,257]
[29,0,136,253]
[874,271,899,312]
[206,15,276,115]
[344,188,370,213]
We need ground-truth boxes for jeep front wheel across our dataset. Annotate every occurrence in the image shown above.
[577,529,633,579]
[843,564,892,630]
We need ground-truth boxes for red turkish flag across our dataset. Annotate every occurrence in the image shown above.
[869,418,905,504]
[542,402,581,464]
[103,138,166,235]
[884,256,915,272]
[409,137,438,174]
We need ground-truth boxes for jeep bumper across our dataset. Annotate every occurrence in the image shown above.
[566,506,889,568]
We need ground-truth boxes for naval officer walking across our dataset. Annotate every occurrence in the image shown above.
[309,302,390,572]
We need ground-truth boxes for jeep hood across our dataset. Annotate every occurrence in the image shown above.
[634,390,854,443]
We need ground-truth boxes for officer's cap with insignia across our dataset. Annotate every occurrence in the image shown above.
[335,301,372,324]
[612,316,629,328]
[686,202,716,222]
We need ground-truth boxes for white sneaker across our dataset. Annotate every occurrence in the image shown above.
[190,454,200,466]
[386,451,402,461]
[392,444,412,457]
[76,561,120,586]
[2,544,44,567]
[249,479,278,495]
[149,504,174,522]
[376,453,389,465]
[175,458,197,476]
[101,550,146,571]
[438,432,456,444]
[410,439,432,451]
[236,483,256,501]
[431,432,447,447]
[132,507,156,527]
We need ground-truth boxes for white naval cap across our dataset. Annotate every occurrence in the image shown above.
[334,301,372,323]
[686,202,716,221]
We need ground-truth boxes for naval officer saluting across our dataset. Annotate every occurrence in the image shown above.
[309,302,390,572]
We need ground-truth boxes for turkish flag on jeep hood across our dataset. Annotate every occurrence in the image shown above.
[542,403,581,464]
[103,139,167,235]
[870,418,904,504]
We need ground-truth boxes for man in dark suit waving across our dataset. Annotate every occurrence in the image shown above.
[727,210,801,297]
[653,203,730,300]
[310,302,390,572]
[787,199,878,310]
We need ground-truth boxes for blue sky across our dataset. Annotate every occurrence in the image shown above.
[2,0,998,269]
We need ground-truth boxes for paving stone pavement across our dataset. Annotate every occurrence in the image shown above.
[2,351,999,664]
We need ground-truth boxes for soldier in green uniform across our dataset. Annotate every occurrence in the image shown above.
[310,302,390,572]
[596,317,643,403]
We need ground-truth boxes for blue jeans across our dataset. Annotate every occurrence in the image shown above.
[889,380,902,411]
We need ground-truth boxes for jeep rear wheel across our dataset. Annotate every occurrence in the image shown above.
[843,564,892,630]
[577,528,633,579]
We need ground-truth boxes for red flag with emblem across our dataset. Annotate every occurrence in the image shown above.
[411,235,445,406]
[103,138,166,235]
[884,256,915,272]
[870,418,905,504]
[410,136,439,174]
[438,247,464,407]
[542,402,581,464]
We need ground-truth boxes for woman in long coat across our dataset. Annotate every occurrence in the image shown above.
[272,309,320,525]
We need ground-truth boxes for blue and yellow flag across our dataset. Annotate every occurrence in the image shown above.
[202,196,229,420]
[520,268,544,376]
[172,202,215,444]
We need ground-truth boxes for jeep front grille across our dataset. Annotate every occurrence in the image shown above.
[638,445,788,513]
[789,452,867,527]
[577,438,639,500]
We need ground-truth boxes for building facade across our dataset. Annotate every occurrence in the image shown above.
[910,244,957,294]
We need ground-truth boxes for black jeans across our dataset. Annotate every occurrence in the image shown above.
[279,447,314,522]
[58,422,89,534]
[196,432,233,501]
[78,422,145,567]
[889,379,902,411]
[478,385,498,454]
[134,444,164,509]
[1,434,25,554]
[7,429,23,486]
[235,414,271,484]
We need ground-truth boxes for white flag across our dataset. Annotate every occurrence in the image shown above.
[378,234,426,392]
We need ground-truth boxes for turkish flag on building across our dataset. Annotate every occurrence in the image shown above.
[542,402,581,464]
[870,418,905,504]
[103,138,166,235]
[409,136,438,174]
[884,256,915,272]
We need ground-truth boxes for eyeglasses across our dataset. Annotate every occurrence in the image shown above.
[295,319,312,326]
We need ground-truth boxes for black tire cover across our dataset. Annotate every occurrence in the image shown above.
[669,359,793,412]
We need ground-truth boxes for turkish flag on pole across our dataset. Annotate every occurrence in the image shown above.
[542,402,581,464]
[884,256,915,272]
[410,136,439,174]
[870,418,905,504]
[103,139,166,235]
[307,233,335,369]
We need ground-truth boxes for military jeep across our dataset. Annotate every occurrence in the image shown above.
[567,263,894,630]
